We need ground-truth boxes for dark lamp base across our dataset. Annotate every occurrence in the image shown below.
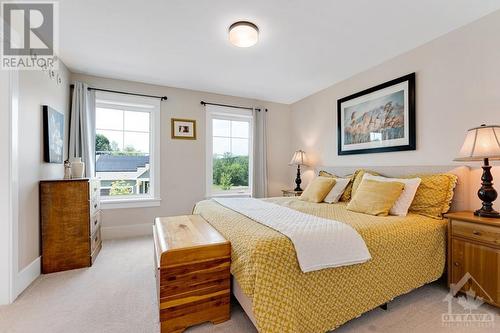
[294,165,303,192]
[474,209,500,218]
[475,158,499,219]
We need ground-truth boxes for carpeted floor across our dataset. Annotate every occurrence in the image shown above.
[0,236,498,333]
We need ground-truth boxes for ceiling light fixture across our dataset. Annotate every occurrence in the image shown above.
[228,21,259,47]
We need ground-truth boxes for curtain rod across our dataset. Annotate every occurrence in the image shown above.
[200,101,267,112]
[70,84,168,101]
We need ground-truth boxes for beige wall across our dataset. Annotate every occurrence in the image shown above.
[71,73,292,233]
[290,11,500,210]
[18,63,71,270]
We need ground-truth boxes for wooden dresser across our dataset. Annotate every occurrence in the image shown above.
[445,211,500,307]
[40,179,102,273]
[153,215,231,333]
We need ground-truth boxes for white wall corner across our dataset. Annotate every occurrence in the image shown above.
[15,256,40,298]
[101,223,153,240]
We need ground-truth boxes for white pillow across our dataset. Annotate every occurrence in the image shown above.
[323,178,351,204]
[362,173,421,216]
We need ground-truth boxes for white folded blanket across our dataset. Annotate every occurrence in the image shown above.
[213,198,371,273]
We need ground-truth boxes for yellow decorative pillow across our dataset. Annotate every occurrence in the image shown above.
[347,179,405,216]
[351,169,380,197]
[299,177,336,203]
[339,173,355,202]
[407,173,458,219]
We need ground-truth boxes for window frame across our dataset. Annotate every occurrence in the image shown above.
[206,106,254,198]
[94,91,161,209]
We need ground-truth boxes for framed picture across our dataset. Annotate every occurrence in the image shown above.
[337,73,415,155]
[43,105,65,163]
[171,118,196,140]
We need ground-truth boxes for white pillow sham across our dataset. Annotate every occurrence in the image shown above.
[323,178,351,204]
[362,173,421,216]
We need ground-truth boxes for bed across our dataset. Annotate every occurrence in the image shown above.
[192,166,470,333]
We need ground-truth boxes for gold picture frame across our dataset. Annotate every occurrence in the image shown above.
[171,118,197,140]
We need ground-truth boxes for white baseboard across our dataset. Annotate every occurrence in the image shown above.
[15,256,40,298]
[101,223,153,240]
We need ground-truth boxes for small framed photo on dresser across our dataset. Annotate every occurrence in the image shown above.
[171,118,197,140]
[337,73,416,155]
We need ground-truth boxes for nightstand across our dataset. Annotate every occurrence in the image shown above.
[445,211,500,308]
[282,189,303,197]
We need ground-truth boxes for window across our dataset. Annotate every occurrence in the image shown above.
[206,106,253,197]
[94,91,160,208]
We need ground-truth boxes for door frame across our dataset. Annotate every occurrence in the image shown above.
[0,69,19,305]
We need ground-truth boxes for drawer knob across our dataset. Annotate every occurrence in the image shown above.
[472,230,481,236]
[94,203,98,209]
[454,262,460,267]
[94,219,98,225]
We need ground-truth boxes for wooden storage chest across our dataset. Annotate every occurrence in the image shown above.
[153,215,231,333]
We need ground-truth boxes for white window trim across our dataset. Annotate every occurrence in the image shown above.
[205,106,253,198]
[95,91,161,207]
[100,198,161,210]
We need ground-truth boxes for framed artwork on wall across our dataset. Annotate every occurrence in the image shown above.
[171,118,197,140]
[42,105,64,163]
[337,73,415,155]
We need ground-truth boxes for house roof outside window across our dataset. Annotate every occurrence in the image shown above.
[96,155,150,172]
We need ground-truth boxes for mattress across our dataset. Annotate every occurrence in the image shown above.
[193,197,447,333]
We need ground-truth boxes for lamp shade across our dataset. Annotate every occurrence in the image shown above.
[289,150,308,166]
[455,124,500,161]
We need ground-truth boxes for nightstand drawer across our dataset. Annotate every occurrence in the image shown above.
[451,220,500,246]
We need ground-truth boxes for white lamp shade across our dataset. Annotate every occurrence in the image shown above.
[289,150,308,166]
[455,125,500,161]
[229,21,259,47]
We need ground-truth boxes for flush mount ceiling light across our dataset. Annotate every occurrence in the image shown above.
[228,21,259,47]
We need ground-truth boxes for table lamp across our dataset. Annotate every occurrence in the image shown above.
[289,150,308,191]
[455,124,500,218]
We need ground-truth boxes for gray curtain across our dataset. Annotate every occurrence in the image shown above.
[252,108,268,198]
[69,81,96,177]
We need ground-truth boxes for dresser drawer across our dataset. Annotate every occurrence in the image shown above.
[89,179,100,200]
[451,220,500,246]
[91,226,102,253]
[90,196,100,216]
[90,211,101,235]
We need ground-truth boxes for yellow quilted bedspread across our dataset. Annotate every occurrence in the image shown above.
[193,197,446,333]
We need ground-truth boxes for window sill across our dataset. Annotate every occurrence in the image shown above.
[100,198,161,210]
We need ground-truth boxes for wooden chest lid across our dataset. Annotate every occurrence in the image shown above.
[154,215,230,267]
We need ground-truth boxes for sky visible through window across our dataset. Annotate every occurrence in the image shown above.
[96,108,150,153]
[212,119,249,156]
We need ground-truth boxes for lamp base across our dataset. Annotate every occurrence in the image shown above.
[474,209,500,218]
[475,158,499,218]
[294,165,303,192]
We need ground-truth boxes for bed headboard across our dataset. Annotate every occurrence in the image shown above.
[315,165,471,212]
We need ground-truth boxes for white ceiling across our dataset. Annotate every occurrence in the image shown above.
[59,0,500,104]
